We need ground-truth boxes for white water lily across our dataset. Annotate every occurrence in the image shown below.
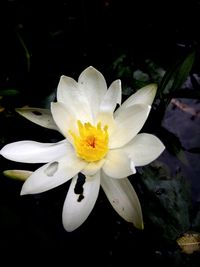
[0,66,165,231]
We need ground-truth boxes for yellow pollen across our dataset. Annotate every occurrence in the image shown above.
[69,120,109,162]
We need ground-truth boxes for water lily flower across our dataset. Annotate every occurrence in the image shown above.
[0,66,165,231]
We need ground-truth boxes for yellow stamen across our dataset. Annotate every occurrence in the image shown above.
[69,120,109,162]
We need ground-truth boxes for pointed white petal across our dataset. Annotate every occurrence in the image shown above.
[99,79,122,113]
[109,104,151,148]
[16,107,59,131]
[51,102,76,140]
[114,83,157,117]
[0,139,70,163]
[57,75,78,103]
[101,173,143,229]
[20,154,87,194]
[82,159,105,176]
[78,66,107,119]
[103,149,134,178]
[56,75,91,122]
[62,172,100,231]
[95,111,116,136]
[123,133,165,166]
[3,169,32,181]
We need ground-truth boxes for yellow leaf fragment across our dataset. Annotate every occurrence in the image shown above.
[3,170,32,181]
[177,232,200,254]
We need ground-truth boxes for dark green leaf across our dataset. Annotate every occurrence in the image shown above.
[158,60,180,96]
[140,161,192,241]
[0,89,20,96]
[158,51,195,101]
[15,29,31,73]
[172,52,195,92]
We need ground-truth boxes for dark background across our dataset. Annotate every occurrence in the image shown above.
[1,0,200,104]
[0,1,200,266]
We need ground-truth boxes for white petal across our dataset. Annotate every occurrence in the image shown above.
[78,66,107,120]
[51,102,76,140]
[130,161,136,173]
[103,149,134,178]
[114,83,157,117]
[62,172,100,231]
[101,173,143,229]
[82,159,105,176]
[123,133,165,166]
[95,111,116,136]
[20,154,87,194]
[3,169,32,181]
[56,75,91,122]
[57,75,78,103]
[109,104,151,148]
[16,107,59,131]
[99,79,122,113]
[0,139,69,163]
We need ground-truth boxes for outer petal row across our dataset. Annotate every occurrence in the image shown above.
[20,153,87,195]
[123,133,165,166]
[114,83,157,117]
[102,133,165,179]
[16,107,59,131]
[0,139,70,163]
[101,172,143,229]
[109,104,151,148]
[62,172,100,232]
[103,149,135,178]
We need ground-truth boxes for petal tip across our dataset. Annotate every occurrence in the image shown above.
[20,181,32,195]
[62,223,76,232]
[83,66,100,76]
[150,83,158,89]
[20,187,27,196]
[132,215,144,230]
[136,220,144,230]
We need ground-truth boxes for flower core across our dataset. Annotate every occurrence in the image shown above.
[70,120,109,162]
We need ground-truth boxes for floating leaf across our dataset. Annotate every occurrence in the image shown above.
[177,232,200,254]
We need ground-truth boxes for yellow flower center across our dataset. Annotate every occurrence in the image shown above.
[69,120,109,162]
